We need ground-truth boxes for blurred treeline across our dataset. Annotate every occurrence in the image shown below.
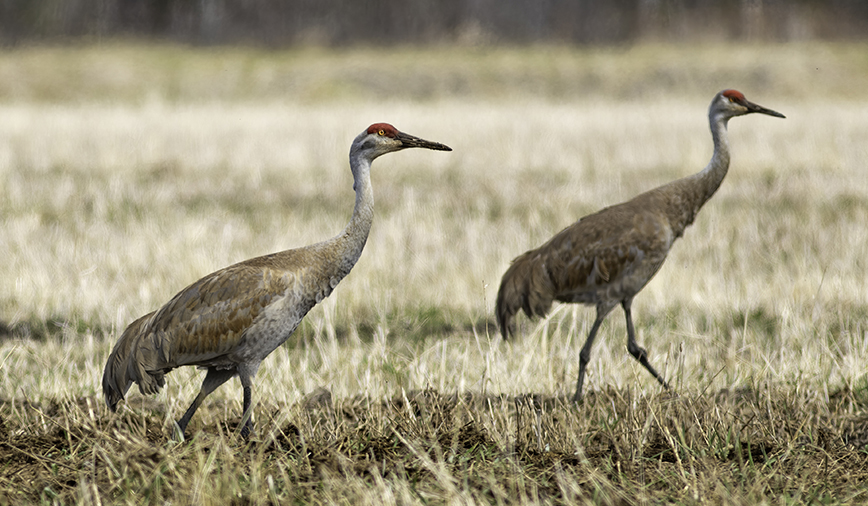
[1,0,866,45]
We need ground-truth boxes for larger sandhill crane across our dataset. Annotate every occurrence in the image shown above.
[496,90,784,402]
[103,123,451,438]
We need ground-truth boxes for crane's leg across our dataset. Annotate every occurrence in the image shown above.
[238,374,254,439]
[176,367,236,438]
[622,299,669,390]
[235,363,260,439]
[573,303,616,403]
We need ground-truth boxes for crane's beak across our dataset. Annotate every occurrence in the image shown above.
[745,100,786,119]
[396,132,452,151]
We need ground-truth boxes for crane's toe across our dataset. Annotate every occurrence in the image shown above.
[239,420,253,439]
[172,421,186,443]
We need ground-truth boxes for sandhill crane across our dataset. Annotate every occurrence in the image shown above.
[496,90,784,402]
[102,123,451,438]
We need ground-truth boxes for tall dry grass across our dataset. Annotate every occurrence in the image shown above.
[1,41,868,506]
[0,41,866,423]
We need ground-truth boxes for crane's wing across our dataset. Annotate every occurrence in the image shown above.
[495,191,679,337]
[123,250,319,394]
[157,262,307,363]
[535,200,676,304]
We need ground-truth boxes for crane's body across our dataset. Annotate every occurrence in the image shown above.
[496,90,784,402]
[103,124,451,438]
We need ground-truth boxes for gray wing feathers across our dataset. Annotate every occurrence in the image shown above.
[102,262,297,409]
[496,201,674,339]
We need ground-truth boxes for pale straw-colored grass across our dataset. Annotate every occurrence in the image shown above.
[0,44,866,418]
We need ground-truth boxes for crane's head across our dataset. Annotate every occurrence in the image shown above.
[352,123,451,162]
[712,89,786,121]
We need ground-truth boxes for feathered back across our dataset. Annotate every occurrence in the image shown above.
[495,250,556,339]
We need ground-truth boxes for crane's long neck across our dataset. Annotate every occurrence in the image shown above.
[329,153,374,280]
[695,110,731,204]
[664,110,731,235]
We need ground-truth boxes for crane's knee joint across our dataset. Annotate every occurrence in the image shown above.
[628,344,647,361]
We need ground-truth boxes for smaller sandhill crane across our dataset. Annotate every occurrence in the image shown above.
[496,90,784,402]
[103,124,451,438]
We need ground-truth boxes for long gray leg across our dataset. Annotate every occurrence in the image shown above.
[623,299,669,389]
[238,374,254,439]
[176,367,236,438]
[236,364,260,439]
[573,302,616,403]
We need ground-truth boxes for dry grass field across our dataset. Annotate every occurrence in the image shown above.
[0,42,867,504]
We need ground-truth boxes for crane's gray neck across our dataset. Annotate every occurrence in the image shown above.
[329,153,374,279]
[661,109,732,237]
[694,110,731,204]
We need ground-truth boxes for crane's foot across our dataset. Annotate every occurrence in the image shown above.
[571,390,587,406]
[238,419,254,439]
[660,386,678,401]
[171,421,186,443]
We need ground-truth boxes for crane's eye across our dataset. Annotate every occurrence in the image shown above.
[378,129,385,136]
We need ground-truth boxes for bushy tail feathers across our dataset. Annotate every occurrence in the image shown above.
[102,312,162,411]
[495,251,555,340]
[102,328,136,411]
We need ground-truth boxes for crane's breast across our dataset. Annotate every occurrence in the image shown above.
[596,211,675,300]
[229,284,314,364]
